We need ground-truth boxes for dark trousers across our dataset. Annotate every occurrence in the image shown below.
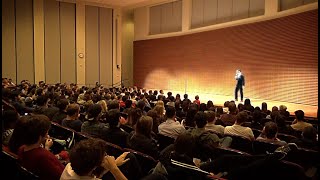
[235,86,243,101]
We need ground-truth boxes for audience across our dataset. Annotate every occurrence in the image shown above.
[105,109,129,148]
[204,110,225,135]
[257,122,287,146]
[291,110,313,132]
[224,111,255,141]
[13,114,65,179]
[61,103,82,132]
[158,106,186,139]
[60,138,128,180]
[127,115,159,159]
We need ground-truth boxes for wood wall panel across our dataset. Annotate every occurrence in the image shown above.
[134,10,318,106]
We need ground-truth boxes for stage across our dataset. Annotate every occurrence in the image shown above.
[152,90,318,118]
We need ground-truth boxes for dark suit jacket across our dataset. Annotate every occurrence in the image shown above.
[236,74,245,87]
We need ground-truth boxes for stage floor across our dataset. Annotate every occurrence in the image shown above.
[156,90,318,118]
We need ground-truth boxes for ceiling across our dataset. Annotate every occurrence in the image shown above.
[83,0,152,7]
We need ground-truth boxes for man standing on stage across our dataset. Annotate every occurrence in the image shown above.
[235,69,245,102]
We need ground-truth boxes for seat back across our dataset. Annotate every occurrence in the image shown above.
[251,128,262,138]
[285,147,319,170]
[212,147,251,159]
[277,133,297,143]
[2,148,39,179]
[157,133,175,151]
[123,148,158,176]
[226,134,253,154]
[104,141,124,157]
[252,140,282,155]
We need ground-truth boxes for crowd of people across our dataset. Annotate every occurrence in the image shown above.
[2,78,318,179]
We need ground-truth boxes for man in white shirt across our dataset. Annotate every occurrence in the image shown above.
[158,106,186,139]
[224,111,254,141]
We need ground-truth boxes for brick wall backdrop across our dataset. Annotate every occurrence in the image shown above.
[134,10,318,106]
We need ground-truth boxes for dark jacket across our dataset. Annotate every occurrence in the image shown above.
[127,132,159,159]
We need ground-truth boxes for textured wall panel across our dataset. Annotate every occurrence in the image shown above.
[44,0,61,84]
[85,5,99,85]
[150,5,161,35]
[60,2,76,84]
[99,7,113,86]
[134,10,318,106]
[16,0,34,83]
[2,0,16,83]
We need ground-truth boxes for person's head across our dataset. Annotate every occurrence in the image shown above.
[137,100,145,110]
[261,102,268,111]
[205,110,215,123]
[294,110,304,121]
[272,106,278,112]
[107,100,119,110]
[236,69,241,74]
[228,102,237,114]
[36,95,49,106]
[237,103,244,112]
[156,100,164,107]
[216,107,223,117]
[69,138,107,176]
[252,109,262,123]
[302,126,317,141]
[236,111,248,125]
[195,95,199,100]
[66,103,80,119]
[108,109,121,128]
[165,105,176,119]
[57,99,69,111]
[264,122,278,139]
[169,95,175,102]
[3,110,19,129]
[176,94,180,99]
[128,108,142,126]
[181,100,189,111]
[9,114,51,153]
[271,111,281,121]
[154,105,165,117]
[97,100,107,113]
[183,94,188,99]
[244,99,251,106]
[207,101,214,109]
[167,91,172,97]
[279,105,287,112]
[174,133,195,156]
[223,101,230,108]
[135,115,153,138]
[185,106,198,127]
[274,114,286,127]
[87,104,102,120]
[194,111,207,128]
[198,103,206,111]
[125,99,132,109]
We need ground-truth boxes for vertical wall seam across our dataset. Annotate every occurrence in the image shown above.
[32,0,35,84]
[111,9,114,86]
[14,0,18,84]
[59,1,62,83]
[98,7,101,84]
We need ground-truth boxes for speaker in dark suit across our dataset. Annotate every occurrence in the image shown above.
[235,69,245,101]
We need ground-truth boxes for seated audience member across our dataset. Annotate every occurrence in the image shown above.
[290,126,318,151]
[7,89,34,115]
[52,99,69,124]
[274,114,295,135]
[13,114,65,179]
[243,99,254,112]
[60,138,128,180]
[81,104,109,139]
[224,111,255,141]
[214,107,225,126]
[279,105,290,119]
[189,111,232,148]
[290,110,313,132]
[199,103,207,112]
[204,110,224,135]
[261,102,271,118]
[206,100,214,111]
[257,122,287,146]
[193,95,201,106]
[220,102,237,126]
[156,133,211,180]
[2,110,19,146]
[105,109,129,148]
[158,106,186,139]
[183,104,199,127]
[123,107,142,131]
[33,95,59,120]
[166,95,175,107]
[62,103,83,132]
[147,109,161,134]
[107,99,120,110]
[127,115,159,159]
[250,109,264,130]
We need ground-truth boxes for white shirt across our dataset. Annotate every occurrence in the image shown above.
[60,163,101,180]
[158,118,186,139]
[224,124,254,141]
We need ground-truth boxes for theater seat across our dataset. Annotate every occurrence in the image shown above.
[252,140,282,155]
[157,133,175,151]
[225,134,253,154]
[123,148,158,176]
[276,133,297,143]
